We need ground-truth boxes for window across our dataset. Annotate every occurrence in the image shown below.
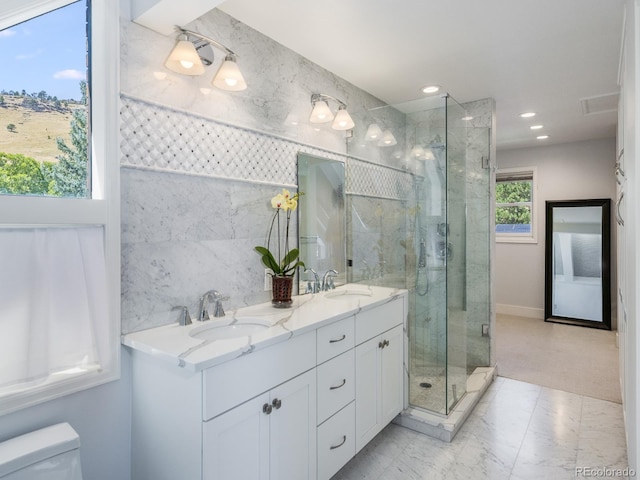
[0,1,89,198]
[496,167,537,243]
[0,0,119,415]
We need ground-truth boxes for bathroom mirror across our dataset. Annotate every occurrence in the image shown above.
[544,199,611,329]
[297,152,346,289]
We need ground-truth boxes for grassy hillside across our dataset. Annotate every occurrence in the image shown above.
[0,96,78,163]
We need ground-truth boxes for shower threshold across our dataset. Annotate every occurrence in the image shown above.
[394,366,497,442]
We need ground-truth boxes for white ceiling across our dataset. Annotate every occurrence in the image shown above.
[218,0,625,151]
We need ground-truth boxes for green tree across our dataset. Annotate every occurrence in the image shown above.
[52,81,88,197]
[496,180,532,225]
[0,153,52,195]
[6,124,16,133]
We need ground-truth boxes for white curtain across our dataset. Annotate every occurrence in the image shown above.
[0,227,109,390]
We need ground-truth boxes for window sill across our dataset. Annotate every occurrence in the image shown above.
[496,236,538,244]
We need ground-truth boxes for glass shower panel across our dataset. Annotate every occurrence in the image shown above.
[407,95,449,414]
[445,98,468,413]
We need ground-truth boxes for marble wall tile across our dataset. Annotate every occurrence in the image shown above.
[119,6,496,389]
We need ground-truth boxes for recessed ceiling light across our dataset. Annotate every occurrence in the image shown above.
[520,112,536,118]
[461,116,473,121]
[530,125,543,130]
[421,85,440,94]
[536,135,549,140]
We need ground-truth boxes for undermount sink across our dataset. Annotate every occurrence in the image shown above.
[190,318,271,341]
[324,288,374,299]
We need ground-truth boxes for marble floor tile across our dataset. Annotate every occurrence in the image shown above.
[332,377,629,480]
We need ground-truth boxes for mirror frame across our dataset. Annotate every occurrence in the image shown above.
[544,198,611,330]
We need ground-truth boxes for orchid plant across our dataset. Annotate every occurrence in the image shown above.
[255,189,305,277]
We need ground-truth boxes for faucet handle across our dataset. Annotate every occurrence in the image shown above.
[172,306,192,326]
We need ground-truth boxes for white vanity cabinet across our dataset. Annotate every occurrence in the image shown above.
[315,317,356,480]
[203,368,316,480]
[127,287,407,480]
[354,301,404,453]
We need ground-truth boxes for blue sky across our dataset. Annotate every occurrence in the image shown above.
[0,1,86,101]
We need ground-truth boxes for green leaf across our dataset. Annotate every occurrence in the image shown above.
[254,246,281,274]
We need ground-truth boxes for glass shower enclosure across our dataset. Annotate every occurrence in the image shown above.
[346,94,491,416]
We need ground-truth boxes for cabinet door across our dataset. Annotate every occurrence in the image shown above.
[355,325,404,453]
[380,324,404,425]
[270,369,317,480]
[203,392,270,480]
[354,335,381,453]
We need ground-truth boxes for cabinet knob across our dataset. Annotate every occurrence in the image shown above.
[378,341,384,349]
[272,398,282,410]
[263,403,273,415]
[384,339,390,347]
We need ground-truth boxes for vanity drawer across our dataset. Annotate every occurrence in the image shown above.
[355,299,403,345]
[203,331,316,421]
[317,349,355,425]
[317,315,355,364]
[317,402,355,480]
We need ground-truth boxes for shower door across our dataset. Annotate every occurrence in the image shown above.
[444,97,468,413]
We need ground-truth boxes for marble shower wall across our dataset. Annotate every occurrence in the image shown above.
[119,9,406,333]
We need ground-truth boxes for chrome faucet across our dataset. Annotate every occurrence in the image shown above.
[304,268,321,293]
[172,305,192,326]
[322,269,338,291]
[198,290,229,320]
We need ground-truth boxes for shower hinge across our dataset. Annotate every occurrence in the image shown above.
[481,156,490,169]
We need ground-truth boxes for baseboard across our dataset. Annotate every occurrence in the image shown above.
[496,303,544,319]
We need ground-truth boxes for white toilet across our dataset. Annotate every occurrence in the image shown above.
[0,423,83,479]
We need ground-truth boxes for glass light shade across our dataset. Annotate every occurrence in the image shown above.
[411,145,425,158]
[309,100,334,123]
[378,130,397,147]
[424,148,436,160]
[212,56,247,91]
[165,36,205,76]
[331,106,355,130]
[365,123,383,141]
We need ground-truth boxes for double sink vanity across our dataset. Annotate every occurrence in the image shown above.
[123,284,408,480]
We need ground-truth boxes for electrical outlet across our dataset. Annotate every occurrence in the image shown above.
[482,324,489,337]
[264,269,273,291]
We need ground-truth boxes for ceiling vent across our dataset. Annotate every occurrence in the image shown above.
[580,92,619,116]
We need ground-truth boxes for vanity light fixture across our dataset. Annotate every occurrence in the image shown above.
[165,26,247,91]
[378,129,397,147]
[365,123,383,141]
[309,93,355,130]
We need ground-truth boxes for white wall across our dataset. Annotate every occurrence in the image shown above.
[495,137,617,322]
[0,350,132,480]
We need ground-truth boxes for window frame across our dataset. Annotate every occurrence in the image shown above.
[495,167,538,244]
[0,0,120,415]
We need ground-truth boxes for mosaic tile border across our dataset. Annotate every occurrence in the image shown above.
[120,94,413,199]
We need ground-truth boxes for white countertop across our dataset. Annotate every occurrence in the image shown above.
[122,283,407,372]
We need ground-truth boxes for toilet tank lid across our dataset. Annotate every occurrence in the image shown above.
[0,423,80,477]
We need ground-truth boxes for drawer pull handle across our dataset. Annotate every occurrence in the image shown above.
[330,435,347,450]
[272,398,282,410]
[263,403,272,415]
[330,379,347,390]
[329,334,346,343]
